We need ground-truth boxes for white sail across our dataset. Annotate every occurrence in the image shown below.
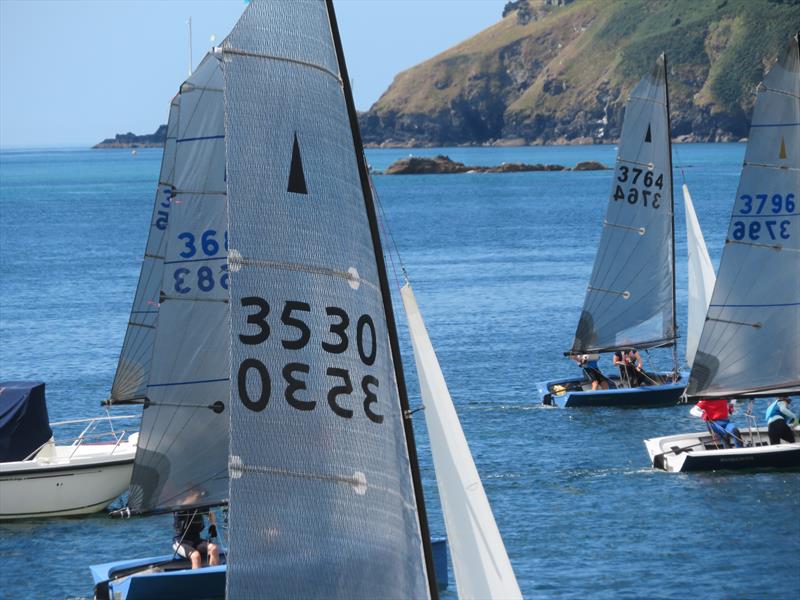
[223,2,431,597]
[572,55,676,354]
[109,96,179,403]
[688,35,800,398]
[127,52,230,513]
[683,184,716,367]
[401,284,522,600]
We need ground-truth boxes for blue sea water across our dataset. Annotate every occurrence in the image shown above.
[1,144,798,599]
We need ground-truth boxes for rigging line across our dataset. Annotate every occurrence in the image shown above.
[372,179,405,288]
[222,46,343,84]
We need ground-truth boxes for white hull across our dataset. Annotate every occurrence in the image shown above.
[644,427,800,473]
[0,438,136,519]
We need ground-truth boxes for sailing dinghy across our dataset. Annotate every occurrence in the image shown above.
[645,34,800,473]
[92,2,518,598]
[539,55,684,408]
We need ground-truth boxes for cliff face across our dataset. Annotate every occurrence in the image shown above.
[93,125,167,148]
[359,0,800,146]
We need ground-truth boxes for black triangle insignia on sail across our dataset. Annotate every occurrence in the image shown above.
[644,124,652,143]
[287,132,308,194]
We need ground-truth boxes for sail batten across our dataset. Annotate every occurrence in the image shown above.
[571,55,676,356]
[687,35,800,398]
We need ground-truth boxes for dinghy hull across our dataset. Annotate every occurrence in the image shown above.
[91,538,449,599]
[538,374,684,408]
[644,428,800,473]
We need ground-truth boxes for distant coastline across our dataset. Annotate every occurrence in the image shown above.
[92,125,167,149]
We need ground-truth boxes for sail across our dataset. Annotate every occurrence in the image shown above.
[127,53,230,513]
[571,55,676,354]
[684,184,716,367]
[401,284,522,600]
[223,2,431,598]
[108,96,179,403]
[687,35,800,398]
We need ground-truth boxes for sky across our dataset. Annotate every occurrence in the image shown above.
[0,0,507,148]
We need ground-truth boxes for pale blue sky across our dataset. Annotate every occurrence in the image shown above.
[0,0,506,148]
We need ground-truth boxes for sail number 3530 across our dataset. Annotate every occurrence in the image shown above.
[236,297,383,424]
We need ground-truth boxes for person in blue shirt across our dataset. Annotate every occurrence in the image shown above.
[572,353,610,391]
[766,395,798,445]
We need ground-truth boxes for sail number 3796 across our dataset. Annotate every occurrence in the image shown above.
[236,297,383,424]
[732,193,794,241]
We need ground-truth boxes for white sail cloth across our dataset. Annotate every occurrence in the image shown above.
[109,97,179,402]
[683,184,716,367]
[223,2,429,597]
[572,55,675,354]
[401,284,522,600]
[688,35,800,398]
[127,52,230,513]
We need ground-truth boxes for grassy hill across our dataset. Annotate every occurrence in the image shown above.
[358,0,799,146]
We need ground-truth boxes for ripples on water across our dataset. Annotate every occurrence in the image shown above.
[1,145,797,598]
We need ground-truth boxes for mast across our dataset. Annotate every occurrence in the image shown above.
[324,1,438,595]
[664,52,679,378]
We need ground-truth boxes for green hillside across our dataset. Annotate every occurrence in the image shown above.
[358,0,799,146]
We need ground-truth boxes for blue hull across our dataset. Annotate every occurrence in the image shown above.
[92,537,448,599]
[538,374,684,408]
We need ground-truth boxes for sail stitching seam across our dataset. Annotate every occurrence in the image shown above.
[222,47,342,84]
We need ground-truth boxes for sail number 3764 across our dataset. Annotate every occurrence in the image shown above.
[236,297,383,424]
[613,165,664,209]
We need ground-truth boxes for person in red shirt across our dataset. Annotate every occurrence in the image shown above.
[691,398,742,448]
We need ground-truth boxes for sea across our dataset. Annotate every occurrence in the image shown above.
[1,144,798,599]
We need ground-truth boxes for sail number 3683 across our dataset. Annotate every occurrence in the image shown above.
[236,297,383,424]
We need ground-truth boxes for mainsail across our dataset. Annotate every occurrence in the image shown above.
[401,284,522,600]
[687,34,800,398]
[572,55,676,355]
[223,1,433,597]
[127,52,230,513]
[108,97,179,403]
[683,184,716,367]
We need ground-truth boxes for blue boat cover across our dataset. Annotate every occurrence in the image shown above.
[0,381,52,462]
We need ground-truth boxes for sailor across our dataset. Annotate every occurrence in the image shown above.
[690,398,742,448]
[613,349,646,387]
[173,508,220,569]
[572,353,609,391]
[765,395,798,445]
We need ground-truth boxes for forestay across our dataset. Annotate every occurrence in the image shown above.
[401,284,521,600]
[109,97,179,403]
[572,55,676,354]
[683,184,716,367]
[127,53,230,514]
[223,1,430,598]
[687,35,800,398]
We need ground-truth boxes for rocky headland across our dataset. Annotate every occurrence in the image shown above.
[93,125,167,149]
[382,155,606,174]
